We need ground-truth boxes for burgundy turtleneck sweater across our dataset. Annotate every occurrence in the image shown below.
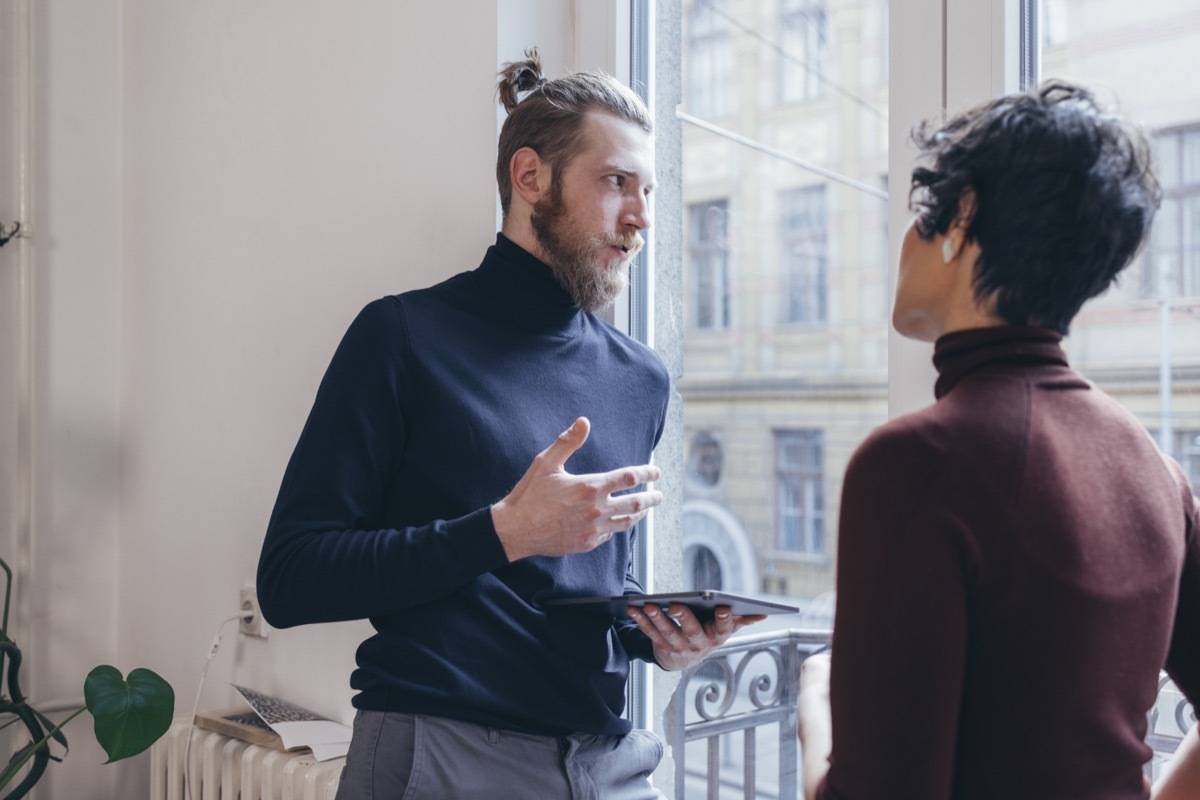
[817,326,1200,799]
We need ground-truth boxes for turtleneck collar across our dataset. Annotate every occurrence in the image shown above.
[932,325,1069,399]
[471,233,584,332]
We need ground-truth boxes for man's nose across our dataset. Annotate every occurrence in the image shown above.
[623,193,651,231]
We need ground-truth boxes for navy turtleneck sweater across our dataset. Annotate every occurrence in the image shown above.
[818,326,1200,799]
[257,234,670,736]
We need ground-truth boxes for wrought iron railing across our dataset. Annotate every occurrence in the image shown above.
[666,628,1195,800]
[665,629,830,800]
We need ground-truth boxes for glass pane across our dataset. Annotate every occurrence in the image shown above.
[677,0,888,793]
[1042,2,1200,502]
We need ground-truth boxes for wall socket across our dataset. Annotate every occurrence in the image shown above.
[239,585,268,638]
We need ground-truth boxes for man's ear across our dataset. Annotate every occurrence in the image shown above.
[510,147,551,207]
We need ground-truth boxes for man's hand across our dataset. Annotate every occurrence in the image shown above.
[627,603,766,671]
[491,417,663,562]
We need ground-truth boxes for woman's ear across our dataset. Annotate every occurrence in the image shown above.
[510,147,550,207]
[952,188,977,236]
[941,188,977,263]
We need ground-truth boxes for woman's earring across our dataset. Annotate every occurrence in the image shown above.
[942,239,955,263]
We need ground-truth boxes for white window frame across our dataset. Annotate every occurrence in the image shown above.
[888,0,1022,418]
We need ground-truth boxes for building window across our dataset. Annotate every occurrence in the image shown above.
[686,432,724,489]
[776,430,825,555]
[688,200,731,330]
[1173,429,1200,492]
[1143,125,1200,299]
[780,185,828,325]
[690,546,723,591]
[1040,0,1069,48]
[780,0,827,103]
[686,0,734,118]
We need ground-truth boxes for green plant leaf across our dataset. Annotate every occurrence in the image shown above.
[83,665,175,764]
[31,706,69,750]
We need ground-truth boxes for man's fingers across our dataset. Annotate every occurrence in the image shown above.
[539,417,591,469]
[608,488,664,518]
[598,464,662,493]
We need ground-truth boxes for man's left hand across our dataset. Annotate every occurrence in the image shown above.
[627,604,766,671]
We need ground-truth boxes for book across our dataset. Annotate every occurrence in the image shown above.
[194,706,284,750]
[195,685,353,761]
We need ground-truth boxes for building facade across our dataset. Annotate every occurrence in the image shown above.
[678,0,1200,619]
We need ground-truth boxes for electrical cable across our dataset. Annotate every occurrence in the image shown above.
[183,613,246,800]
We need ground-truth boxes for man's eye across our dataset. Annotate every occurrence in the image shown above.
[608,175,624,187]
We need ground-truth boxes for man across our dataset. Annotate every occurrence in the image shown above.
[257,49,762,798]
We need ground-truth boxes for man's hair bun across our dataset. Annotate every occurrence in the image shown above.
[497,47,545,114]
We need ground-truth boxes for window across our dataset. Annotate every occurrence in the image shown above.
[660,0,1200,793]
[1040,0,1069,48]
[776,429,825,555]
[686,200,731,330]
[678,0,888,634]
[1044,5,1200,504]
[1176,430,1200,492]
[780,0,827,102]
[685,0,734,118]
[780,185,828,325]
[1143,126,1200,300]
[685,431,724,489]
[1149,428,1200,493]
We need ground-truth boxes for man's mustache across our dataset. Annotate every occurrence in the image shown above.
[605,234,645,256]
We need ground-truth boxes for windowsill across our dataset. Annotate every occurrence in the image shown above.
[770,550,831,566]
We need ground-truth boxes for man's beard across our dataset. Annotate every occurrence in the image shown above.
[530,182,641,313]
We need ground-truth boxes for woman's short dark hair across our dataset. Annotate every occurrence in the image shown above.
[909,80,1162,334]
[495,48,652,216]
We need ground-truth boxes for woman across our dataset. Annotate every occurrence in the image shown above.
[1154,726,1200,798]
[797,80,1200,798]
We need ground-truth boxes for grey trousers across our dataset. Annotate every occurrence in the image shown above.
[333,710,668,800]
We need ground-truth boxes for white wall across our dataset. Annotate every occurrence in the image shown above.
[17,2,588,797]
[24,1,124,797]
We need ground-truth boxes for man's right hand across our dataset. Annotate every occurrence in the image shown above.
[490,417,663,561]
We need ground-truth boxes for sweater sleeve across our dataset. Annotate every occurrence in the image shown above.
[615,380,673,665]
[615,549,656,663]
[816,426,970,800]
[256,298,509,628]
[1164,457,1200,705]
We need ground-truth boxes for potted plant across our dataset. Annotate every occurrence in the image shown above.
[0,557,174,799]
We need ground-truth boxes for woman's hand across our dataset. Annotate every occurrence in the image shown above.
[798,652,833,800]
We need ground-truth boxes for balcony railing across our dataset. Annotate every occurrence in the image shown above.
[666,629,830,799]
[666,629,1195,800]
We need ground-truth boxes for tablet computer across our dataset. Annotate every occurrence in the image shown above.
[545,590,799,619]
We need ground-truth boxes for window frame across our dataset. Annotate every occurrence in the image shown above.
[779,184,830,326]
[1146,125,1200,300]
[684,0,735,118]
[779,0,829,103]
[774,428,827,558]
[686,199,732,330]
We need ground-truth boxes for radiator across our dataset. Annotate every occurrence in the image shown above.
[150,719,343,800]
